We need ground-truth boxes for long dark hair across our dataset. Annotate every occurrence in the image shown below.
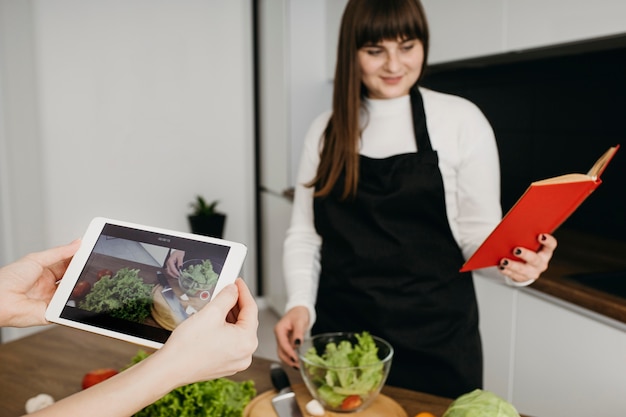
[309,0,430,199]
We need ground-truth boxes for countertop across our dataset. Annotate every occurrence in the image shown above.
[0,326,456,417]
[527,228,626,325]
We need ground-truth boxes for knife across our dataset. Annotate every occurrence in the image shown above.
[270,363,304,417]
[156,271,189,323]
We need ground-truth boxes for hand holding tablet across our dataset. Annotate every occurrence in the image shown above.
[45,217,247,349]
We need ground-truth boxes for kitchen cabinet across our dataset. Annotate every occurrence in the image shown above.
[512,290,626,416]
[421,0,626,65]
[258,0,290,194]
[260,192,292,315]
[258,0,333,193]
[325,0,348,80]
[421,0,505,64]
[475,273,626,416]
[507,0,626,52]
[257,0,332,313]
[473,275,516,399]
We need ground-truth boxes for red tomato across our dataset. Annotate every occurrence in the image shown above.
[71,281,91,299]
[96,269,113,280]
[82,368,119,389]
[341,395,362,410]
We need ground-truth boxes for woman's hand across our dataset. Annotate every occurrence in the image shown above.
[165,250,185,277]
[0,240,81,328]
[498,233,558,283]
[274,306,310,368]
[156,278,259,387]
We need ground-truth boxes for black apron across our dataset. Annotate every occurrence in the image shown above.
[312,89,482,399]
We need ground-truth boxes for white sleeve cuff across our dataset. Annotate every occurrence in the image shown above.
[504,276,536,287]
[284,301,316,332]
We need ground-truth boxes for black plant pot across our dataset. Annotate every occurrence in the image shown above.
[188,213,226,238]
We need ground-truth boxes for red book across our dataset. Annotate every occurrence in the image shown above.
[460,145,620,272]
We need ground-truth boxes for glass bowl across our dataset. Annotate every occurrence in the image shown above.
[297,332,393,413]
[177,259,219,298]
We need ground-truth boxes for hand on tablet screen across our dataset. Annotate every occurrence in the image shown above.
[0,240,81,328]
[165,250,185,277]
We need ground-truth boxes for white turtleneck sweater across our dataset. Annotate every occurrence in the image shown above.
[283,87,523,325]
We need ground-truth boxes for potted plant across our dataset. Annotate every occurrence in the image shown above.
[187,195,226,238]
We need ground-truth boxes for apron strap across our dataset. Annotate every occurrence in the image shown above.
[410,88,433,152]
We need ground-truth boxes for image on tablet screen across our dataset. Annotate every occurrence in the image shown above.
[59,223,231,344]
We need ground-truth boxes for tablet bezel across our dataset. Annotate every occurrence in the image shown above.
[45,217,247,349]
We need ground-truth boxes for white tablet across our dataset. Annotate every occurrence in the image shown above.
[45,217,247,349]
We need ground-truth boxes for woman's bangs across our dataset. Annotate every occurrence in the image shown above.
[355,3,425,47]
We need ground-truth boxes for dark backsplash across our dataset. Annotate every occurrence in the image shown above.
[422,46,626,243]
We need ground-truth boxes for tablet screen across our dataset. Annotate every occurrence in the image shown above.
[55,220,242,346]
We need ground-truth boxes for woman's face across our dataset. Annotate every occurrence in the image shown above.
[358,38,424,99]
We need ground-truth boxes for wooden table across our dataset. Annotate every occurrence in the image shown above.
[0,326,454,417]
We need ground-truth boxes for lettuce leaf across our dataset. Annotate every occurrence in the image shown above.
[180,260,219,290]
[442,389,520,417]
[78,268,153,322]
[303,332,383,406]
[126,351,256,417]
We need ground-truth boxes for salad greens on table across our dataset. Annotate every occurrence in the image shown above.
[302,331,384,408]
[127,351,256,417]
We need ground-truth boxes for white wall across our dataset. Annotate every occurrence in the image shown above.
[0,0,45,262]
[0,0,256,341]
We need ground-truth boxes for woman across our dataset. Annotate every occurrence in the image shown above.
[0,240,258,417]
[274,0,557,398]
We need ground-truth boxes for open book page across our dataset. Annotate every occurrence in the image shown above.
[533,145,619,186]
[587,145,620,179]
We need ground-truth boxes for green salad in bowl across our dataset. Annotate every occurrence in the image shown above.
[178,259,219,297]
[297,331,393,413]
